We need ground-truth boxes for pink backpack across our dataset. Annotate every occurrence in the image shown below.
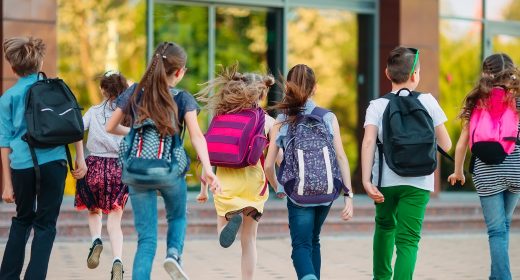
[469,87,519,164]
[205,107,268,168]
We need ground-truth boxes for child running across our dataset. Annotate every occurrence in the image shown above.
[196,64,275,280]
[75,71,129,280]
[361,47,452,280]
[106,42,219,280]
[0,37,87,280]
[264,64,354,280]
[448,53,520,280]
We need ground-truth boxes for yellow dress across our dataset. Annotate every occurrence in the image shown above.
[214,161,268,220]
[213,114,274,221]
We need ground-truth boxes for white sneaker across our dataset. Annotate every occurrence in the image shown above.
[164,256,189,280]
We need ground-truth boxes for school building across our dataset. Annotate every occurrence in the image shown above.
[1,0,519,193]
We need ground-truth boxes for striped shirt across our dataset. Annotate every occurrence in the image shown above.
[472,101,520,196]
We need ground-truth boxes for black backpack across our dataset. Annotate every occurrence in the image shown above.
[376,88,437,187]
[23,72,84,192]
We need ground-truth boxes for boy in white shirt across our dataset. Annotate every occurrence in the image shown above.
[361,46,452,280]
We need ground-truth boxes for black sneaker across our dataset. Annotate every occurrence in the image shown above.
[111,259,124,280]
[87,238,103,269]
[164,255,189,280]
[219,215,242,248]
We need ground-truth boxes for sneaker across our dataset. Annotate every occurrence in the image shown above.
[87,238,103,269]
[164,255,189,280]
[219,215,242,248]
[111,259,124,280]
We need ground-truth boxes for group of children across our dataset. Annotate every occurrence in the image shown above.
[0,36,518,280]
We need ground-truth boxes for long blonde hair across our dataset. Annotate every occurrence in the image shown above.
[197,64,275,115]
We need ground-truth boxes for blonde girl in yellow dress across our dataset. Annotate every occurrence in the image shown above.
[196,64,275,280]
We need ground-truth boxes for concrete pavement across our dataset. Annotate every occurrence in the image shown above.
[1,233,518,279]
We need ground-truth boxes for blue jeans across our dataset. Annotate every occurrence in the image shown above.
[129,178,188,280]
[287,199,332,280]
[480,190,520,280]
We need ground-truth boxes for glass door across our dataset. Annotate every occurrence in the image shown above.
[484,21,520,61]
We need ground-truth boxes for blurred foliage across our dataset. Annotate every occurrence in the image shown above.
[287,9,359,170]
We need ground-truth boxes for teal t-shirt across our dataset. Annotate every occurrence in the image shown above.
[0,74,66,169]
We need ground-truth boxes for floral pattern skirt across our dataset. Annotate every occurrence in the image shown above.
[74,156,129,214]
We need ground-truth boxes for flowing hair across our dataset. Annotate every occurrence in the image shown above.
[128,42,187,136]
[460,53,520,121]
[273,64,316,124]
[197,63,274,115]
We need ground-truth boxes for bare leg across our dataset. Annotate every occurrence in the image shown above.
[107,209,124,259]
[240,216,258,280]
[88,210,102,240]
[217,215,228,236]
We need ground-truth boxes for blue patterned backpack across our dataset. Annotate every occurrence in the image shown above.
[119,117,189,189]
[277,107,346,204]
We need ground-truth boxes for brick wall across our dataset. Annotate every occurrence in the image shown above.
[0,0,57,194]
[2,0,57,91]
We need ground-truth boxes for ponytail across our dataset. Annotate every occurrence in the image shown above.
[129,42,187,136]
[274,64,316,124]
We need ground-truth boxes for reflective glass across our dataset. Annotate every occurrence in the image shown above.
[215,7,269,73]
[486,0,520,22]
[288,8,359,168]
[440,0,482,19]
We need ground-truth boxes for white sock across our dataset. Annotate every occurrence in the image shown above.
[92,236,101,243]
[113,257,122,263]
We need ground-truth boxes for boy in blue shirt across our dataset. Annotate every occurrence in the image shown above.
[0,37,87,280]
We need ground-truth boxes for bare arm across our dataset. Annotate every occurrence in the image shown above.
[331,116,354,221]
[331,116,352,192]
[1,148,14,203]
[265,122,281,194]
[448,125,469,186]
[435,124,452,152]
[361,125,384,203]
[106,108,130,136]
[184,111,219,190]
[71,140,87,179]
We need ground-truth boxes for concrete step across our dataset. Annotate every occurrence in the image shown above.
[1,194,519,241]
[1,213,519,241]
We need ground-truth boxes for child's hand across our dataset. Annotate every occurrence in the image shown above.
[203,169,221,194]
[275,184,286,199]
[364,182,384,203]
[276,192,286,199]
[197,189,208,204]
[341,196,353,221]
[2,180,15,203]
[448,172,465,186]
[72,158,87,179]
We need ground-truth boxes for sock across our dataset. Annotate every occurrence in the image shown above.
[113,257,122,263]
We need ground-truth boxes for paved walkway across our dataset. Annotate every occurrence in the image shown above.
[1,233,519,279]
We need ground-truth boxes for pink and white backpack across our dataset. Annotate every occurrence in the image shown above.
[469,87,519,164]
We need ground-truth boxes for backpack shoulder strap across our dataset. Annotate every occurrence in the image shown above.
[380,92,395,100]
[410,91,423,99]
[310,106,330,118]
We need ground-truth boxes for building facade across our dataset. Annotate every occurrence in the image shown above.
[2,0,520,193]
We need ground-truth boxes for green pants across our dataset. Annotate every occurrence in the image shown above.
[373,185,430,280]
